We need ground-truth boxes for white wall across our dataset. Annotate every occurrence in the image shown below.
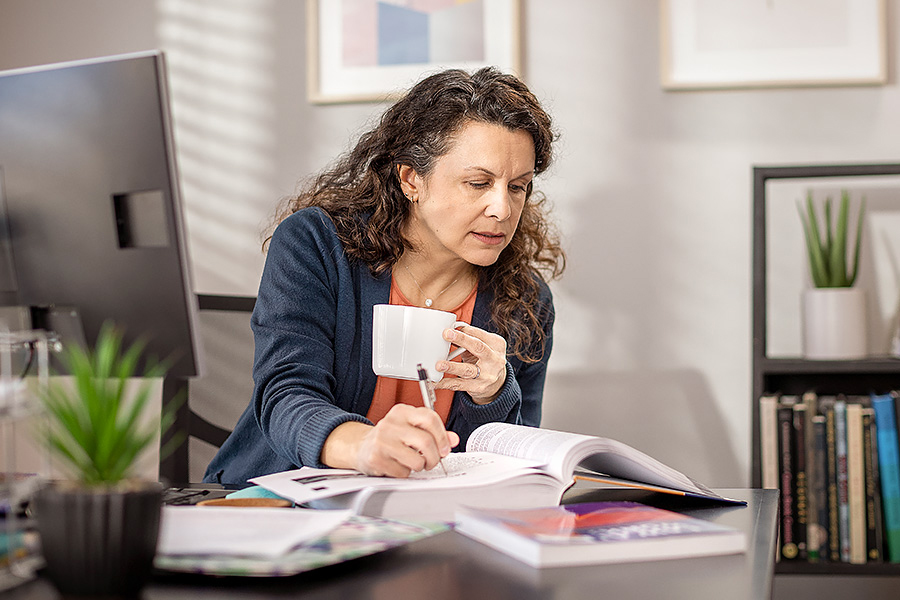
[3,0,900,489]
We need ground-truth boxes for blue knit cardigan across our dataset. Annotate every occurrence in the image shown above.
[204,207,554,486]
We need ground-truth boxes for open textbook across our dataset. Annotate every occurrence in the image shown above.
[250,423,744,522]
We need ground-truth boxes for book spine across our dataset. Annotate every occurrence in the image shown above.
[863,407,883,562]
[809,414,829,562]
[802,391,819,562]
[778,404,798,560]
[846,402,866,564]
[872,393,900,563]
[835,399,850,562]
[825,404,841,562]
[793,403,809,560]
[760,394,781,489]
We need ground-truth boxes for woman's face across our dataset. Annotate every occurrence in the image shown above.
[403,120,535,267]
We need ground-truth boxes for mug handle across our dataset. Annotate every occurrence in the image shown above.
[447,321,468,360]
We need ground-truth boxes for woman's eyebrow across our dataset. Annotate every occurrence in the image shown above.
[463,166,534,180]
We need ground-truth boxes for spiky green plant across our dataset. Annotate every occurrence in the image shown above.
[38,323,180,487]
[797,190,865,288]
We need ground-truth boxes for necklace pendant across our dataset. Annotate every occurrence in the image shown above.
[424,298,433,307]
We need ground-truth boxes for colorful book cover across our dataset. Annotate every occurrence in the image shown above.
[871,393,900,563]
[454,501,746,568]
[154,516,448,577]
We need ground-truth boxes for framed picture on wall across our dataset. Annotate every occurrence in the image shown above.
[659,0,887,90]
[307,0,521,104]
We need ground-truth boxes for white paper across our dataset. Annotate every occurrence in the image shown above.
[157,506,351,557]
[250,453,543,506]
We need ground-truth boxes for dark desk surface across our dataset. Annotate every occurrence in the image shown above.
[10,487,778,600]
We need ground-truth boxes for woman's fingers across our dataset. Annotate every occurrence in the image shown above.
[433,325,507,402]
[355,405,457,476]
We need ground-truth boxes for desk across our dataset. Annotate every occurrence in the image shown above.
[10,488,777,600]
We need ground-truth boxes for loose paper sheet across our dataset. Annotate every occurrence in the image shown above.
[157,506,351,557]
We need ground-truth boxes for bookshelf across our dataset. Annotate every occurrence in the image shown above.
[751,163,900,576]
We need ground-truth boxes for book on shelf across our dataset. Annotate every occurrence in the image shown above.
[759,394,780,490]
[871,392,900,563]
[846,402,867,564]
[834,398,851,563]
[824,399,841,562]
[800,391,819,562]
[793,402,809,560]
[251,423,744,522]
[809,413,828,561]
[777,399,798,560]
[453,501,747,568]
[862,407,883,562]
[759,391,900,565]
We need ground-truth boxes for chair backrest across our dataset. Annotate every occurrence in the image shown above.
[159,294,256,484]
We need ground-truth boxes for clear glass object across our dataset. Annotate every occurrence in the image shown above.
[0,329,53,591]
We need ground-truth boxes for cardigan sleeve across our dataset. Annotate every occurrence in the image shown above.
[250,210,371,468]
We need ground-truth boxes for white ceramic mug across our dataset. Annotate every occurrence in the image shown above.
[372,304,467,382]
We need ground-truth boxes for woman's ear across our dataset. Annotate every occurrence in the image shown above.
[397,164,420,202]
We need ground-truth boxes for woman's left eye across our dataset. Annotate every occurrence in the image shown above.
[509,184,528,194]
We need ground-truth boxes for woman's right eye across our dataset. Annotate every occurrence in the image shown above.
[468,181,490,189]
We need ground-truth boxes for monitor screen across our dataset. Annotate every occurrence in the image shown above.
[0,51,202,378]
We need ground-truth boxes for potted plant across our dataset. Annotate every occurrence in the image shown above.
[33,323,177,597]
[797,189,867,359]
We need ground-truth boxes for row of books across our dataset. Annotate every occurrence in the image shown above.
[760,391,900,564]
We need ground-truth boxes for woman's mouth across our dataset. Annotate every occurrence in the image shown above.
[471,231,506,246]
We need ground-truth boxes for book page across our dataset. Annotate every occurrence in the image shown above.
[251,452,543,505]
[466,422,591,481]
[467,423,726,501]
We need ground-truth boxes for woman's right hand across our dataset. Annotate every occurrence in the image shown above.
[320,404,459,477]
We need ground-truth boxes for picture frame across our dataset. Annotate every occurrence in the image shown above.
[660,0,887,91]
[307,0,521,104]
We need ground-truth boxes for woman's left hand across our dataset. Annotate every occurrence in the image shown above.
[432,325,507,404]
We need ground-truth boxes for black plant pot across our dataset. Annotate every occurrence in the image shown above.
[34,481,163,598]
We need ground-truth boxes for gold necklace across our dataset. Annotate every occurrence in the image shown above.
[403,264,460,308]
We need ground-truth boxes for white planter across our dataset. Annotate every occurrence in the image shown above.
[802,287,867,360]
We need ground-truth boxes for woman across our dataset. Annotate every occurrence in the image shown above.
[204,67,565,486]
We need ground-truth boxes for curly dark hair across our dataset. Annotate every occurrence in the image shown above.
[270,67,566,362]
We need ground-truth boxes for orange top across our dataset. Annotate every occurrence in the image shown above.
[366,278,477,425]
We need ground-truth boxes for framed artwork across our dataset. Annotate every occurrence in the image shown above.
[307,0,521,104]
[660,0,887,90]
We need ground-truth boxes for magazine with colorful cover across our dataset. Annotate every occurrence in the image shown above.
[454,501,747,568]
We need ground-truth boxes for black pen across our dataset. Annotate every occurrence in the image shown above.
[416,363,448,476]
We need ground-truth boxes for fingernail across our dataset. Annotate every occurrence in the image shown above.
[436,361,447,371]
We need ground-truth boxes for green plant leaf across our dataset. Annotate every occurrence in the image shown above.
[36,320,175,486]
[849,195,866,286]
[829,193,849,286]
[798,189,865,288]
[798,193,827,287]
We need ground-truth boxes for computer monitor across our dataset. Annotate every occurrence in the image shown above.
[0,51,202,378]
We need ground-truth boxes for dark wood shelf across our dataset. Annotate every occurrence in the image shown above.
[775,561,900,576]
[760,357,900,375]
[751,164,900,578]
